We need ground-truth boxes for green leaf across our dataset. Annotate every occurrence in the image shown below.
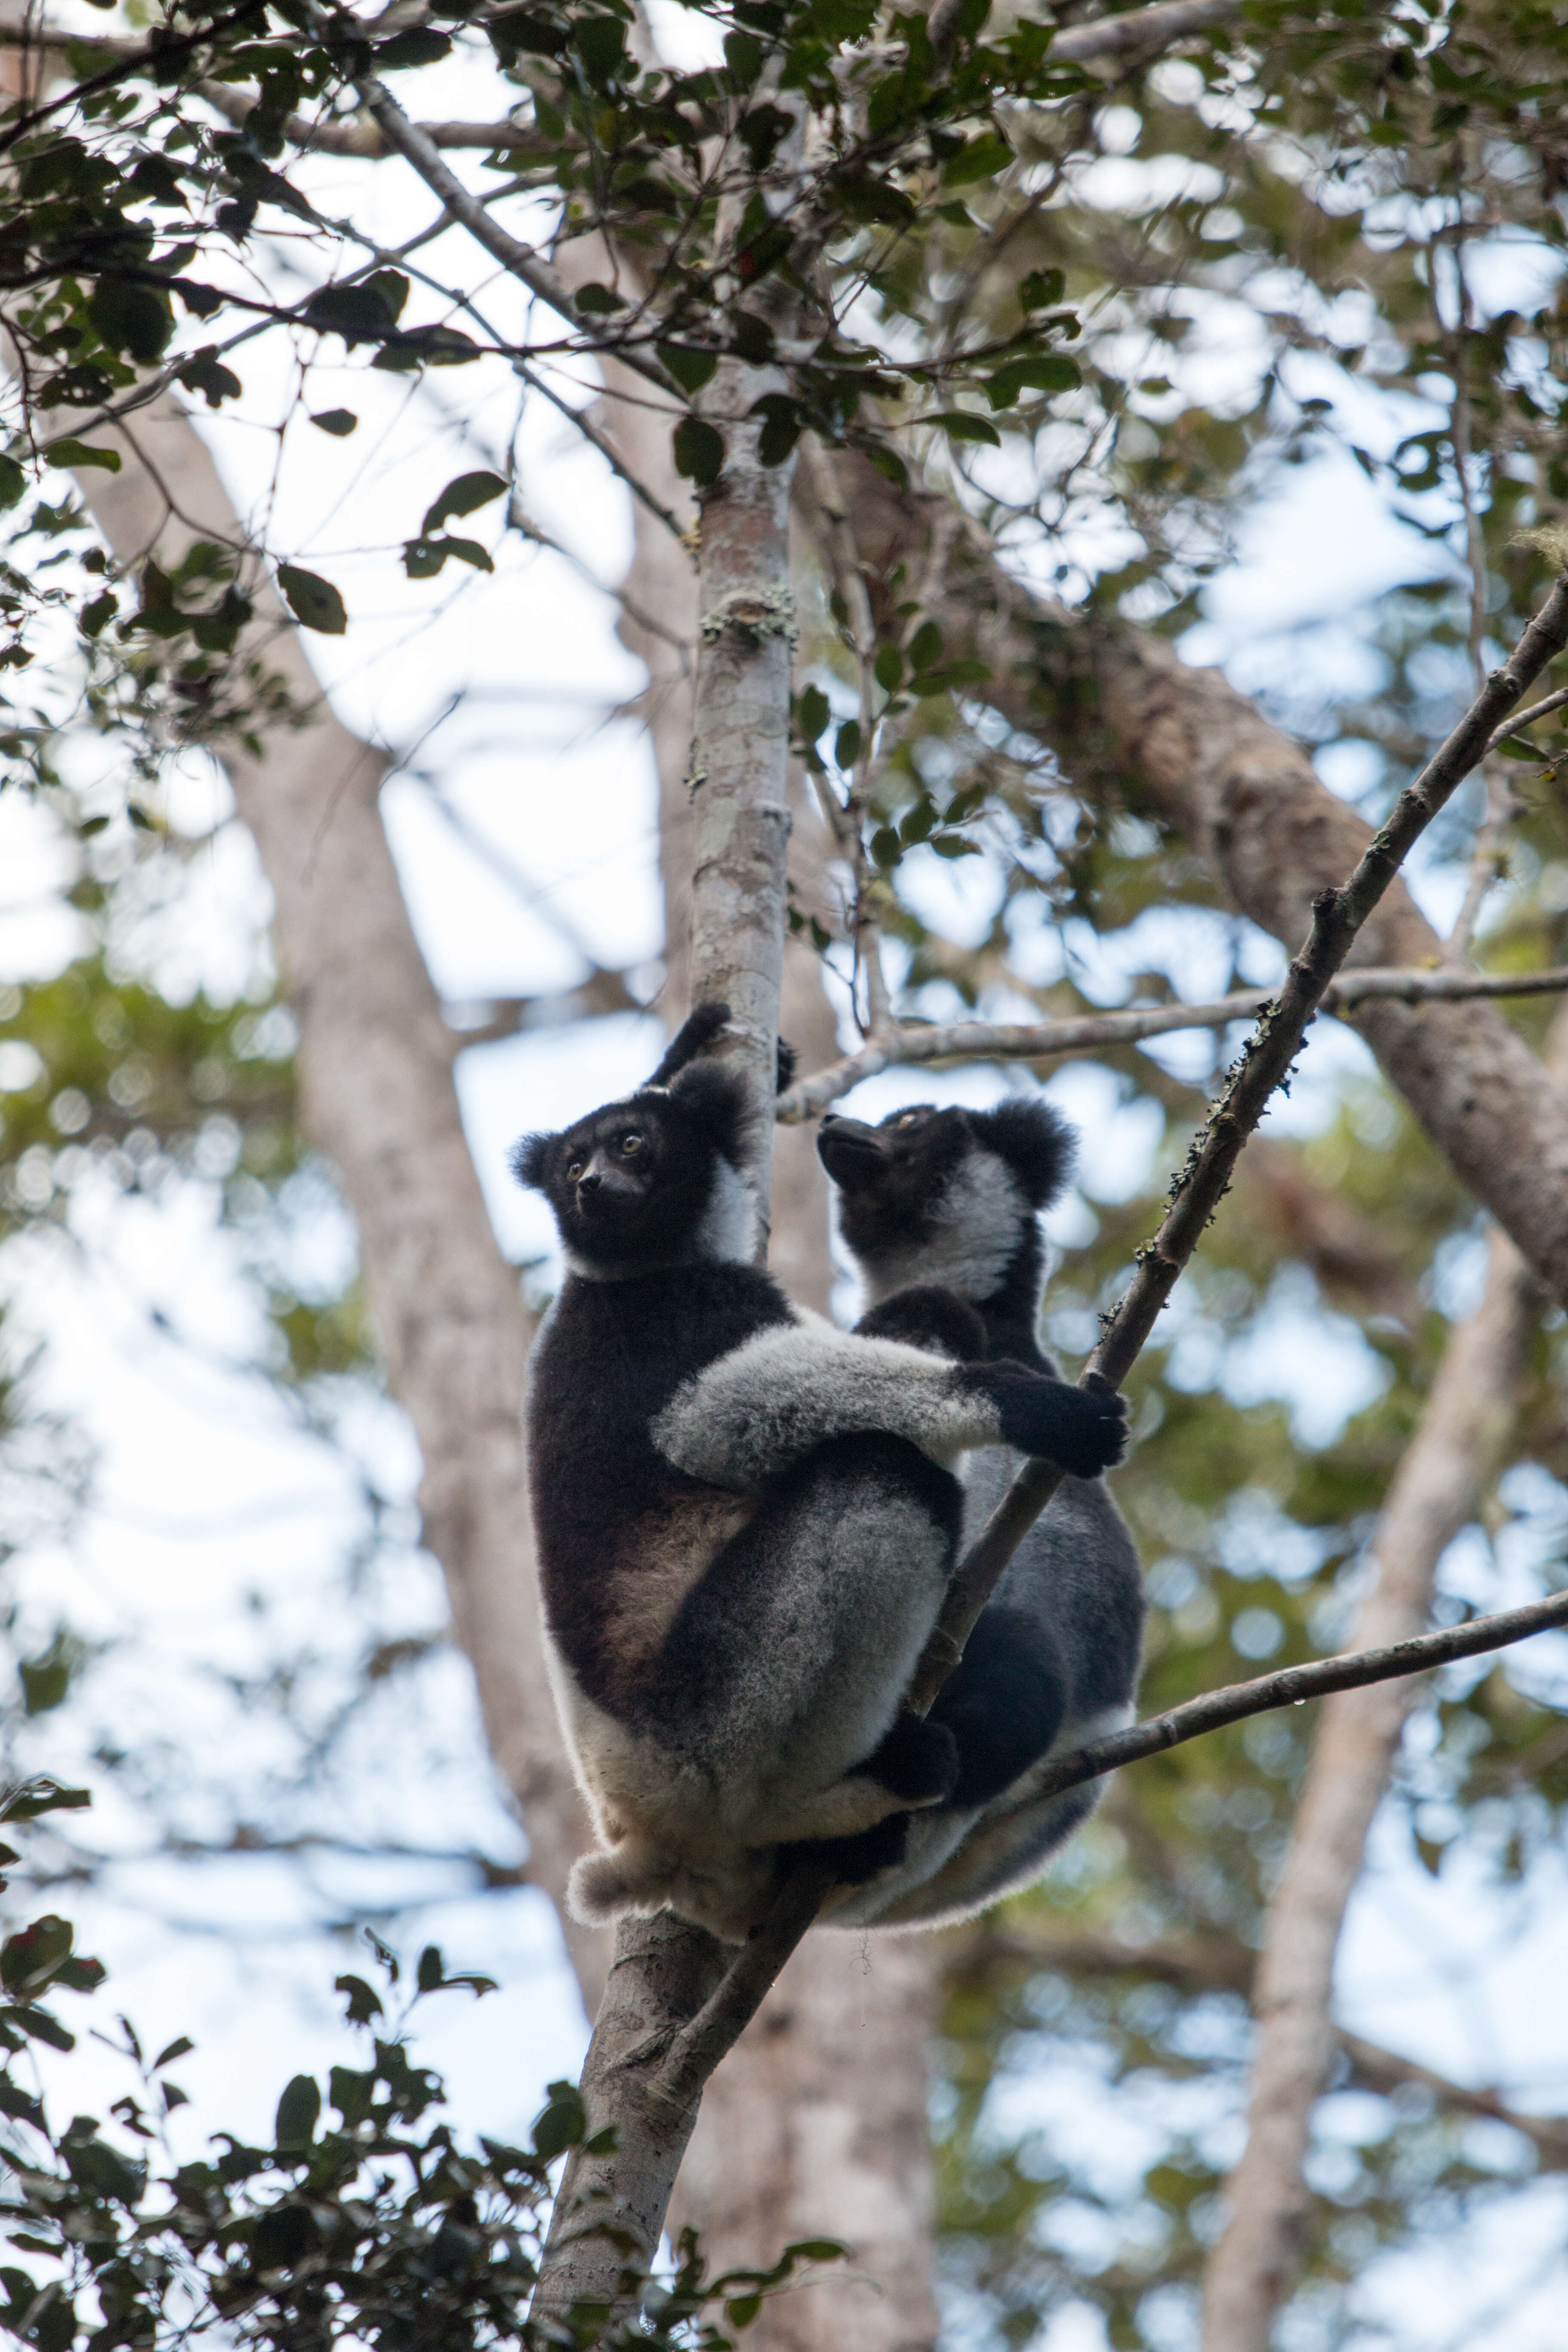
[363,270,410,322]
[874,645,904,692]
[376,27,451,65]
[334,1973,384,2024]
[928,410,1001,447]
[726,2294,763,2326]
[1496,732,1550,759]
[782,2239,847,2262]
[43,437,121,474]
[870,825,902,868]
[273,2073,321,2152]
[532,2080,587,2159]
[672,416,725,486]
[942,132,1012,187]
[277,565,347,635]
[658,342,719,395]
[403,534,494,578]
[422,470,507,535]
[796,684,831,744]
[573,13,626,80]
[1,1782,90,1822]
[909,619,943,672]
[303,282,401,343]
[1019,267,1065,312]
[372,325,481,370]
[153,2036,194,2069]
[310,409,358,437]
[87,276,172,363]
[931,834,981,858]
[985,352,1081,409]
[574,281,626,315]
[417,1944,444,1993]
[0,454,25,510]
[834,718,861,769]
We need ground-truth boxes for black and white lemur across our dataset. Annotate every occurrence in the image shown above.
[511,1008,1130,1942]
[814,1098,1146,1928]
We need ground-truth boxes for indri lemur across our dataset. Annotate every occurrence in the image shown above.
[512,1008,1130,1942]
[815,1099,1146,1927]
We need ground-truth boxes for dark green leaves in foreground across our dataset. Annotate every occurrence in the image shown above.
[277,564,347,635]
[0,1781,842,2349]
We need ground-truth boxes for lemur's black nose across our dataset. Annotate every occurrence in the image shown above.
[578,1169,603,1194]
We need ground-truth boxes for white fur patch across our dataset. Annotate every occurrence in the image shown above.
[694,1155,759,1263]
[860,1148,1030,1305]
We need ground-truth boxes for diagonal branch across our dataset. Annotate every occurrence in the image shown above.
[905,570,1568,1714]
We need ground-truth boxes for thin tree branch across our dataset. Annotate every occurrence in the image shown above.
[908,570,1568,1716]
[775,963,1568,1121]
[959,1586,1568,1814]
[1483,681,1568,753]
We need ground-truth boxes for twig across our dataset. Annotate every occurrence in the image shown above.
[1023,1586,1568,1806]
[1483,681,1568,754]
[775,962,1568,1121]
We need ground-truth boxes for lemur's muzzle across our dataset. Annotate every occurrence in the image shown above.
[816,1114,891,1190]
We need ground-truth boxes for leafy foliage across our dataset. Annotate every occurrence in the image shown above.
[0,1780,842,2352]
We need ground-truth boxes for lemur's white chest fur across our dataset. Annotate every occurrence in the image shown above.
[860,1151,1028,1304]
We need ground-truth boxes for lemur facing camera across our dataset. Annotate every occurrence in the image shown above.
[512,1006,1130,1944]
[815,1098,1146,1929]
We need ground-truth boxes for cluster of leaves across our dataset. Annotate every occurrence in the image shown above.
[0,0,1117,692]
[0,1778,842,2352]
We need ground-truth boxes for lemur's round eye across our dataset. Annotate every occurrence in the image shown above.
[895,1112,920,1129]
[566,1160,584,1182]
[620,1133,644,1155]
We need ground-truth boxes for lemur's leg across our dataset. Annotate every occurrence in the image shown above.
[644,1430,963,1844]
[652,1315,1128,1488]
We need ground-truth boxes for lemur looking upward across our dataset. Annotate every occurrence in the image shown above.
[512,1011,1130,1944]
[815,1098,1146,1928]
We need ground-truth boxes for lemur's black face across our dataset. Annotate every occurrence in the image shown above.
[511,1061,751,1273]
[818,1105,972,1263]
[818,1096,1078,1274]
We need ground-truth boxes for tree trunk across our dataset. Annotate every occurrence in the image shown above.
[1198,983,1562,2352]
[602,371,941,2346]
[59,394,608,2001]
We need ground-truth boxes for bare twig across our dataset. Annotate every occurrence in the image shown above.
[775,963,1568,1121]
[995,1585,1568,1812]
[1485,682,1568,753]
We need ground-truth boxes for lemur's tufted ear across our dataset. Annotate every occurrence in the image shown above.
[647,1001,731,1087]
[667,1058,751,1164]
[967,1099,1077,1209]
[508,1131,556,1190]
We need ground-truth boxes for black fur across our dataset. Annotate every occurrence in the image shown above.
[512,1012,1115,1942]
[817,1093,1146,1928]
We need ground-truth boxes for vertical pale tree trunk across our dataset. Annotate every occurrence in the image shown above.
[1199,995,1565,2352]
[58,393,612,1999]
[601,359,943,2346]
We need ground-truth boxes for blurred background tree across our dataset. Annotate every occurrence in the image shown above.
[3,2,1568,2348]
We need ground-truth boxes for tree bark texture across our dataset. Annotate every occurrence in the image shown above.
[599,367,941,2346]
[825,461,1568,1308]
[1199,1020,1559,2352]
[59,396,608,1999]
